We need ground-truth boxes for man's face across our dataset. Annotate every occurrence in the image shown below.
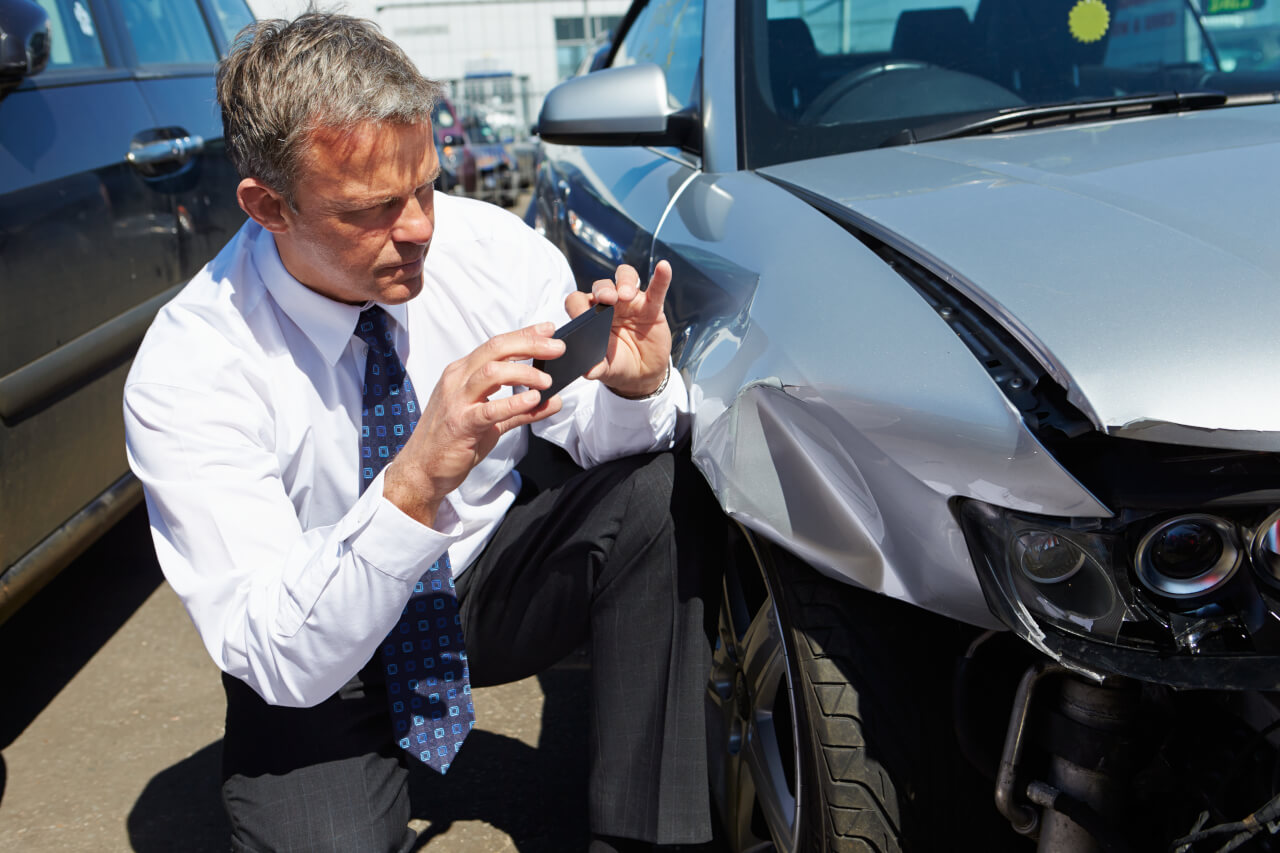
[275,120,440,305]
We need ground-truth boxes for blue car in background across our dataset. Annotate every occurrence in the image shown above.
[461,110,518,207]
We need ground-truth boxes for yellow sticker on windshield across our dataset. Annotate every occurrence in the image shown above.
[1068,0,1111,43]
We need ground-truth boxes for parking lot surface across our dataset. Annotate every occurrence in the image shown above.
[0,504,592,852]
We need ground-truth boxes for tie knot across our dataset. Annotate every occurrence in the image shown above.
[356,306,394,352]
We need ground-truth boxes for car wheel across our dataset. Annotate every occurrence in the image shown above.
[708,531,1007,852]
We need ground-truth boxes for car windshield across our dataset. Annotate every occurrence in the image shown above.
[739,0,1280,168]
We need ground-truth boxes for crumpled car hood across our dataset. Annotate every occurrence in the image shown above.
[759,104,1280,450]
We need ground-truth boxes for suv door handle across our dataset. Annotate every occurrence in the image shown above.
[127,132,205,174]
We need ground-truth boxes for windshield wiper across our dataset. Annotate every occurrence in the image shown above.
[883,90,1228,147]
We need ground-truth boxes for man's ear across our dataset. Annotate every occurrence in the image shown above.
[237,177,291,233]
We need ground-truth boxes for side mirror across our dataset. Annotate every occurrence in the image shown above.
[537,63,698,150]
[0,0,51,98]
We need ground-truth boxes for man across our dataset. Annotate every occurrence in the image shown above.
[124,12,716,853]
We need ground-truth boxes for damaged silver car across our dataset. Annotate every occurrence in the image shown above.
[533,0,1280,850]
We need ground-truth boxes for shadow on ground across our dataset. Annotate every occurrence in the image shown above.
[125,665,590,852]
[0,506,161,807]
[408,666,590,851]
[127,741,230,852]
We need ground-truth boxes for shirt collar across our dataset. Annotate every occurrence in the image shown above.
[250,224,411,365]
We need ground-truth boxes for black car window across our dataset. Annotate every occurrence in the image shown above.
[118,0,218,65]
[33,0,106,69]
[611,0,704,109]
[204,0,256,49]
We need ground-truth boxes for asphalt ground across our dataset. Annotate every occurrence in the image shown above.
[0,503,595,852]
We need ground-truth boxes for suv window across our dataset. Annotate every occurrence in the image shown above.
[118,0,218,65]
[612,0,704,108]
[34,0,106,69]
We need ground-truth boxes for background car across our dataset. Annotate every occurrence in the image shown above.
[0,0,253,625]
[460,109,519,206]
[430,94,477,196]
[534,0,1280,850]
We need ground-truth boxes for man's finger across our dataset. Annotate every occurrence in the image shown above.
[565,290,593,318]
[493,394,563,433]
[472,323,563,367]
[467,387,545,431]
[590,277,619,306]
[642,260,673,313]
[613,264,641,300]
[461,361,550,401]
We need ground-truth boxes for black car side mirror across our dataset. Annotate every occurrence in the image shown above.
[0,0,51,100]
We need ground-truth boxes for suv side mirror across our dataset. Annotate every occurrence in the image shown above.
[0,0,51,98]
[537,63,699,150]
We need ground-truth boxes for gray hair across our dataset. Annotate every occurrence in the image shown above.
[217,11,443,205]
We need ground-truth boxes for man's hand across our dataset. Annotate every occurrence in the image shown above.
[565,260,673,399]
[383,323,564,527]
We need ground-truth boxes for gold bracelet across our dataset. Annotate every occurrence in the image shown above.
[612,364,670,401]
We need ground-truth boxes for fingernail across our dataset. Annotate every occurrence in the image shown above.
[537,322,554,335]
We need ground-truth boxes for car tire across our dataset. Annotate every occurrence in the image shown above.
[708,531,1011,852]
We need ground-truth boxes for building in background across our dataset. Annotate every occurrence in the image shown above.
[246,0,628,137]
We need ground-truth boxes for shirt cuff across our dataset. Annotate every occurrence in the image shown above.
[346,470,462,582]
[596,360,688,431]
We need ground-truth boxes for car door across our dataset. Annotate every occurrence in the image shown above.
[0,0,184,576]
[537,0,704,291]
[110,0,250,279]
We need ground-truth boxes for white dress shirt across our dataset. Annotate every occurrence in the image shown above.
[124,194,688,707]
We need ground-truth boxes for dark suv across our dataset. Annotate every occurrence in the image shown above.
[0,0,254,624]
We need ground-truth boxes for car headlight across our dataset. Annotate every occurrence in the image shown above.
[958,499,1280,687]
[1251,509,1280,583]
[1135,514,1239,599]
[440,145,459,170]
[567,210,622,263]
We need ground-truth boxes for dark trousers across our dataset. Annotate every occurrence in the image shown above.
[220,449,720,852]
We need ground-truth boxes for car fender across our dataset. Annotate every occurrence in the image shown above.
[660,171,1108,626]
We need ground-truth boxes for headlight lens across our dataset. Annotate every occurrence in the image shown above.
[1135,515,1238,598]
[1253,510,1280,582]
[1016,531,1086,583]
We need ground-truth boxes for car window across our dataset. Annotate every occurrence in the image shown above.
[203,0,256,48]
[118,0,218,65]
[33,0,106,69]
[741,0,1280,169]
[611,0,704,108]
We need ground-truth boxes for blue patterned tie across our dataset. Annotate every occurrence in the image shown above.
[355,306,475,774]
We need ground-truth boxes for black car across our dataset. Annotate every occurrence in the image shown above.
[0,0,254,624]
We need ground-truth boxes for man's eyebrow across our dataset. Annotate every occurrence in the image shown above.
[335,195,394,210]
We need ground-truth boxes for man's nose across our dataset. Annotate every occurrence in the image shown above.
[393,196,433,245]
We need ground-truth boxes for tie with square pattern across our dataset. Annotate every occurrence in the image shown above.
[355,305,475,774]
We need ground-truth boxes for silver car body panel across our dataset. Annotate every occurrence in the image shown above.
[759,106,1280,451]
[661,171,1108,627]
[537,63,672,137]
[699,0,738,175]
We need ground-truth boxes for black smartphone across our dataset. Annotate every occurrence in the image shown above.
[531,304,615,403]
